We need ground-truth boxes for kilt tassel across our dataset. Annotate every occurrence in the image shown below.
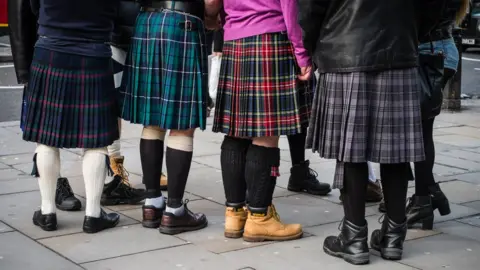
[31,153,40,177]
[105,155,114,177]
[270,166,280,177]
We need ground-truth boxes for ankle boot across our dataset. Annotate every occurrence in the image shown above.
[224,202,247,238]
[428,183,451,216]
[323,219,369,265]
[406,195,434,230]
[370,216,407,260]
[243,205,302,242]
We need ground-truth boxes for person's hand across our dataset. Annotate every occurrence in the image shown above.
[298,66,312,81]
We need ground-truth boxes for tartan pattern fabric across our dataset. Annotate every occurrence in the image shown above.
[120,10,208,130]
[212,32,312,137]
[22,48,119,149]
[306,69,425,189]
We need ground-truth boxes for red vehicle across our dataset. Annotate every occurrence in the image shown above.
[0,0,7,34]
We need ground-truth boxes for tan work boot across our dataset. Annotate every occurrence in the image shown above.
[110,156,129,183]
[224,206,247,238]
[243,205,303,242]
[160,173,168,190]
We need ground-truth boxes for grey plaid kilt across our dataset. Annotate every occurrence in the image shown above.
[306,68,425,189]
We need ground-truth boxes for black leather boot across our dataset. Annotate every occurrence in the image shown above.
[287,160,331,195]
[323,219,370,265]
[370,216,407,260]
[429,183,451,216]
[406,195,434,230]
[83,209,120,233]
[55,177,82,211]
[32,210,57,231]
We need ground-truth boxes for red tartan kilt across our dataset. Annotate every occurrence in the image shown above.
[212,32,312,138]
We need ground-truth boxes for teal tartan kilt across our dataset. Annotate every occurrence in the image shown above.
[120,10,208,130]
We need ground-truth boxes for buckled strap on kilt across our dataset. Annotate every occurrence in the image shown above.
[141,1,205,19]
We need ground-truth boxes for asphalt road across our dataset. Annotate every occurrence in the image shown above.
[1,35,480,122]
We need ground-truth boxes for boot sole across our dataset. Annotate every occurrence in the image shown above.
[56,203,82,212]
[287,186,332,196]
[243,231,303,242]
[323,245,369,265]
[33,219,57,231]
[224,230,244,239]
[159,220,208,235]
[371,245,402,260]
[160,185,167,191]
[100,196,147,206]
[83,219,120,234]
[142,220,161,229]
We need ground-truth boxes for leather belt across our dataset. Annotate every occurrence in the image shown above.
[141,1,204,19]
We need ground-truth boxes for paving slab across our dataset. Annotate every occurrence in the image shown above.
[0,168,28,180]
[0,127,36,155]
[438,126,480,139]
[0,175,38,195]
[431,163,469,176]
[221,236,414,270]
[457,215,480,227]
[0,221,13,233]
[434,154,480,171]
[455,172,480,185]
[183,167,295,205]
[0,150,81,166]
[0,191,138,240]
[431,203,480,224]
[436,221,480,242]
[401,234,480,270]
[439,149,480,163]
[0,231,83,270]
[0,162,8,169]
[39,224,186,264]
[82,244,236,270]
[434,134,480,148]
[407,180,480,204]
[462,200,480,211]
[13,159,84,178]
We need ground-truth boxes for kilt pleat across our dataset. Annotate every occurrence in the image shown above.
[306,69,425,189]
[120,10,208,130]
[22,48,119,149]
[212,32,312,137]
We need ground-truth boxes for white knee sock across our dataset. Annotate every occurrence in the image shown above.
[83,148,108,218]
[368,162,377,183]
[107,140,122,158]
[35,145,61,214]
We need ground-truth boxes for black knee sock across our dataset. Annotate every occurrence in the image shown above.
[342,162,368,226]
[221,136,251,205]
[166,147,193,208]
[140,139,164,198]
[245,144,280,212]
[287,132,307,166]
[414,118,435,196]
[381,163,409,224]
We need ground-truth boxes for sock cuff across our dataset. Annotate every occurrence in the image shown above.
[142,126,166,140]
[35,144,59,154]
[167,136,193,152]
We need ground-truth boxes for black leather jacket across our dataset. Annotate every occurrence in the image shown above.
[8,0,38,84]
[421,0,463,42]
[298,0,447,73]
[111,0,140,49]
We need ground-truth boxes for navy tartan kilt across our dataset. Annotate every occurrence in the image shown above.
[212,32,312,137]
[120,10,208,130]
[22,48,119,149]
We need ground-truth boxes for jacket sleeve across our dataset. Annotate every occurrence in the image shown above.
[418,0,447,39]
[8,0,38,84]
[297,0,331,57]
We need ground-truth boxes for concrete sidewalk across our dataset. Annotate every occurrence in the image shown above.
[1,101,480,270]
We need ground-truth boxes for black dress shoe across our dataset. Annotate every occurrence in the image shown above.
[370,216,407,260]
[56,178,82,211]
[323,219,370,265]
[428,184,451,216]
[101,176,147,206]
[287,160,332,196]
[83,209,120,234]
[406,195,434,230]
[32,210,57,231]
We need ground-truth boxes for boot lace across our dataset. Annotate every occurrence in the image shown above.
[58,179,75,199]
[270,205,281,221]
[113,161,132,187]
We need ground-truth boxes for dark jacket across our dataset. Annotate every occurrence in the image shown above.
[421,0,463,42]
[298,0,447,73]
[111,0,140,49]
[8,0,37,84]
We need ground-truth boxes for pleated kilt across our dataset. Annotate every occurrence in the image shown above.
[120,10,208,130]
[306,68,425,189]
[212,32,312,137]
[22,48,119,149]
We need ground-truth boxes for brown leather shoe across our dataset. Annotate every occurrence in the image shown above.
[159,200,208,235]
[142,204,165,228]
[366,180,383,202]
